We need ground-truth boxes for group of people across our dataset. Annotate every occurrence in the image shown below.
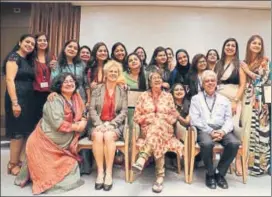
[3,32,271,194]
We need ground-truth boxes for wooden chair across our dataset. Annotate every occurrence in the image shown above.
[127,90,190,183]
[188,125,248,184]
[77,116,130,182]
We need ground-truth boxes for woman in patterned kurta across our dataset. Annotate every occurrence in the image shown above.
[131,71,182,193]
[240,35,270,176]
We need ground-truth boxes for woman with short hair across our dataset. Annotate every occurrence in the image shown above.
[131,71,183,193]
[23,72,87,194]
[90,60,128,191]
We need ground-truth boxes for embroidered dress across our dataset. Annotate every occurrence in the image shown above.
[134,91,183,159]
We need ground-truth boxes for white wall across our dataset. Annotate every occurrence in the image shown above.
[80,5,271,62]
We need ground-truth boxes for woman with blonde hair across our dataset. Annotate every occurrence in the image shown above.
[240,35,270,176]
[90,60,128,191]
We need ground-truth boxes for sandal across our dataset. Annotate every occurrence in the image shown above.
[152,181,163,193]
[235,159,243,177]
[131,162,144,175]
[7,162,21,176]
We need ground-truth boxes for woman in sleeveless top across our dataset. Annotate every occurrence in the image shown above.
[214,38,246,176]
[240,35,270,176]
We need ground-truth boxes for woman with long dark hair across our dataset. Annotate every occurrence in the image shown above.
[50,39,90,105]
[86,42,110,90]
[32,33,56,125]
[146,46,170,90]
[206,49,219,71]
[3,34,36,176]
[187,54,208,99]
[214,38,247,176]
[111,42,128,71]
[134,46,148,70]
[166,47,175,71]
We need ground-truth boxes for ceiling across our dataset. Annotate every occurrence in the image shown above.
[71,1,271,10]
[1,1,271,10]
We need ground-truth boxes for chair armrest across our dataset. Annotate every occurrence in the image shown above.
[124,117,129,144]
[175,122,187,143]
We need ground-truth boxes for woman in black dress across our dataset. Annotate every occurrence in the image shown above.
[3,34,36,176]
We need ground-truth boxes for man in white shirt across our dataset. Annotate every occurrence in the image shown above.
[189,70,240,189]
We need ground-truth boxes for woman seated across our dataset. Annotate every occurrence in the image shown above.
[171,83,190,132]
[89,60,128,191]
[165,83,191,169]
[21,72,87,195]
[131,71,183,193]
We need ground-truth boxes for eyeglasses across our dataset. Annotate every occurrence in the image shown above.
[198,60,207,64]
[204,79,216,83]
[63,80,75,84]
[174,88,184,91]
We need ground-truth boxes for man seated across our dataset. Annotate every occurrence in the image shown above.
[189,70,240,189]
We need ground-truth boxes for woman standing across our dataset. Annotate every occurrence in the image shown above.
[214,38,246,176]
[33,33,56,125]
[3,34,36,175]
[166,47,175,71]
[169,49,191,87]
[146,46,170,90]
[187,54,208,99]
[51,40,90,105]
[79,45,91,64]
[214,38,246,115]
[87,42,110,90]
[206,49,219,71]
[134,46,148,70]
[240,35,270,176]
[111,42,128,71]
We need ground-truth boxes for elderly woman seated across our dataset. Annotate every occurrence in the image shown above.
[131,71,183,193]
[89,60,128,191]
[20,72,87,195]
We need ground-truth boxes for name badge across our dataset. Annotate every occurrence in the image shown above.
[40,82,49,88]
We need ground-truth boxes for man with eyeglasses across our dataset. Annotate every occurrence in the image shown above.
[189,70,240,189]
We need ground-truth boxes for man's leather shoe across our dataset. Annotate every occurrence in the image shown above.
[95,183,104,190]
[215,173,228,189]
[205,174,216,189]
[103,183,113,191]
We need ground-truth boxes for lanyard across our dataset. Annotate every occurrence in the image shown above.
[203,92,216,117]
